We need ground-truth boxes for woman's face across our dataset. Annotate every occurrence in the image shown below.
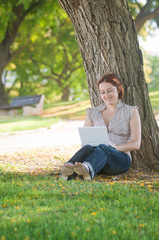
[99,82,118,105]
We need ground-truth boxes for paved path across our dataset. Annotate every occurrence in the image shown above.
[0,120,84,153]
[0,119,159,154]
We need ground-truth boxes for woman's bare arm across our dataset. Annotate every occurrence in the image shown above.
[115,108,141,152]
[83,115,93,127]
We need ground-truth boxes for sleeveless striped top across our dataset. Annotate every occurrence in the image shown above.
[86,100,138,159]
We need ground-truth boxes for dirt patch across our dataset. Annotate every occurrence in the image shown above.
[0,145,80,173]
[0,145,158,191]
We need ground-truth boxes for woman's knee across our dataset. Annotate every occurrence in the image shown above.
[98,144,109,152]
[83,144,94,151]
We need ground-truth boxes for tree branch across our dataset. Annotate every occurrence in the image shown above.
[6,41,29,65]
[1,0,44,61]
[135,0,159,33]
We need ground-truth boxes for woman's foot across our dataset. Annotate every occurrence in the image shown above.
[61,164,74,181]
[73,162,92,181]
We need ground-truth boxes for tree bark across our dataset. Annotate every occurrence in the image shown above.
[57,0,159,171]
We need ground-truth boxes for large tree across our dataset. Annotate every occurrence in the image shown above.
[57,0,159,172]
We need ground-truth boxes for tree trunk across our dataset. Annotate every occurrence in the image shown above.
[0,76,7,106]
[57,0,159,172]
[61,86,70,101]
[0,48,7,105]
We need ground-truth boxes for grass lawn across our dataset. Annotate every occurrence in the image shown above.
[0,116,59,134]
[0,100,91,134]
[0,172,159,240]
[0,147,159,240]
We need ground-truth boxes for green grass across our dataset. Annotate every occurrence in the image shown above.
[0,116,59,133]
[0,99,91,134]
[0,172,158,240]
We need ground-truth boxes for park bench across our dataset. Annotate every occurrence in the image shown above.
[0,94,45,116]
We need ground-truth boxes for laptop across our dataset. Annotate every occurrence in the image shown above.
[78,126,109,147]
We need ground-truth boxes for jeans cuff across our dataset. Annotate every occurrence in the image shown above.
[84,162,94,180]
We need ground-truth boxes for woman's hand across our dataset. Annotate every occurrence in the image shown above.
[109,141,117,149]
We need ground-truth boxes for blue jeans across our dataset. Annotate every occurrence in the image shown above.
[67,144,131,179]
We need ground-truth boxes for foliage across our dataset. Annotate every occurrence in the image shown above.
[149,91,159,114]
[0,0,47,43]
[127,0,142,19]
[142,51,159,113]
[128,0,159,20]
[128,0,159,36]
[146,54,159,89]
[4,0,86,101]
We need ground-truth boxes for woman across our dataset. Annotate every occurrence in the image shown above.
[61,73,141,181]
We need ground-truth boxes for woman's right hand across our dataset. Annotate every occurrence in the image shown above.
[109,141,117,149]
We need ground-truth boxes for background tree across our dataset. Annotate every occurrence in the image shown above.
[1,0,86,103]
[0,0,46,105]
[128,0,159,34]
[7,3,86,101]
[57,0,159,171]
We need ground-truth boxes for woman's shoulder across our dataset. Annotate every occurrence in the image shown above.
[118,101,138,109]
[119,101,138,118]
[86,103,105,120]
[86,103,105,114]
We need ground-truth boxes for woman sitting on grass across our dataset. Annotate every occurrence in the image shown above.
[61,73,141,181]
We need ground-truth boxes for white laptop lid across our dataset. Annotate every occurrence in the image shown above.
[78,126,109,147]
